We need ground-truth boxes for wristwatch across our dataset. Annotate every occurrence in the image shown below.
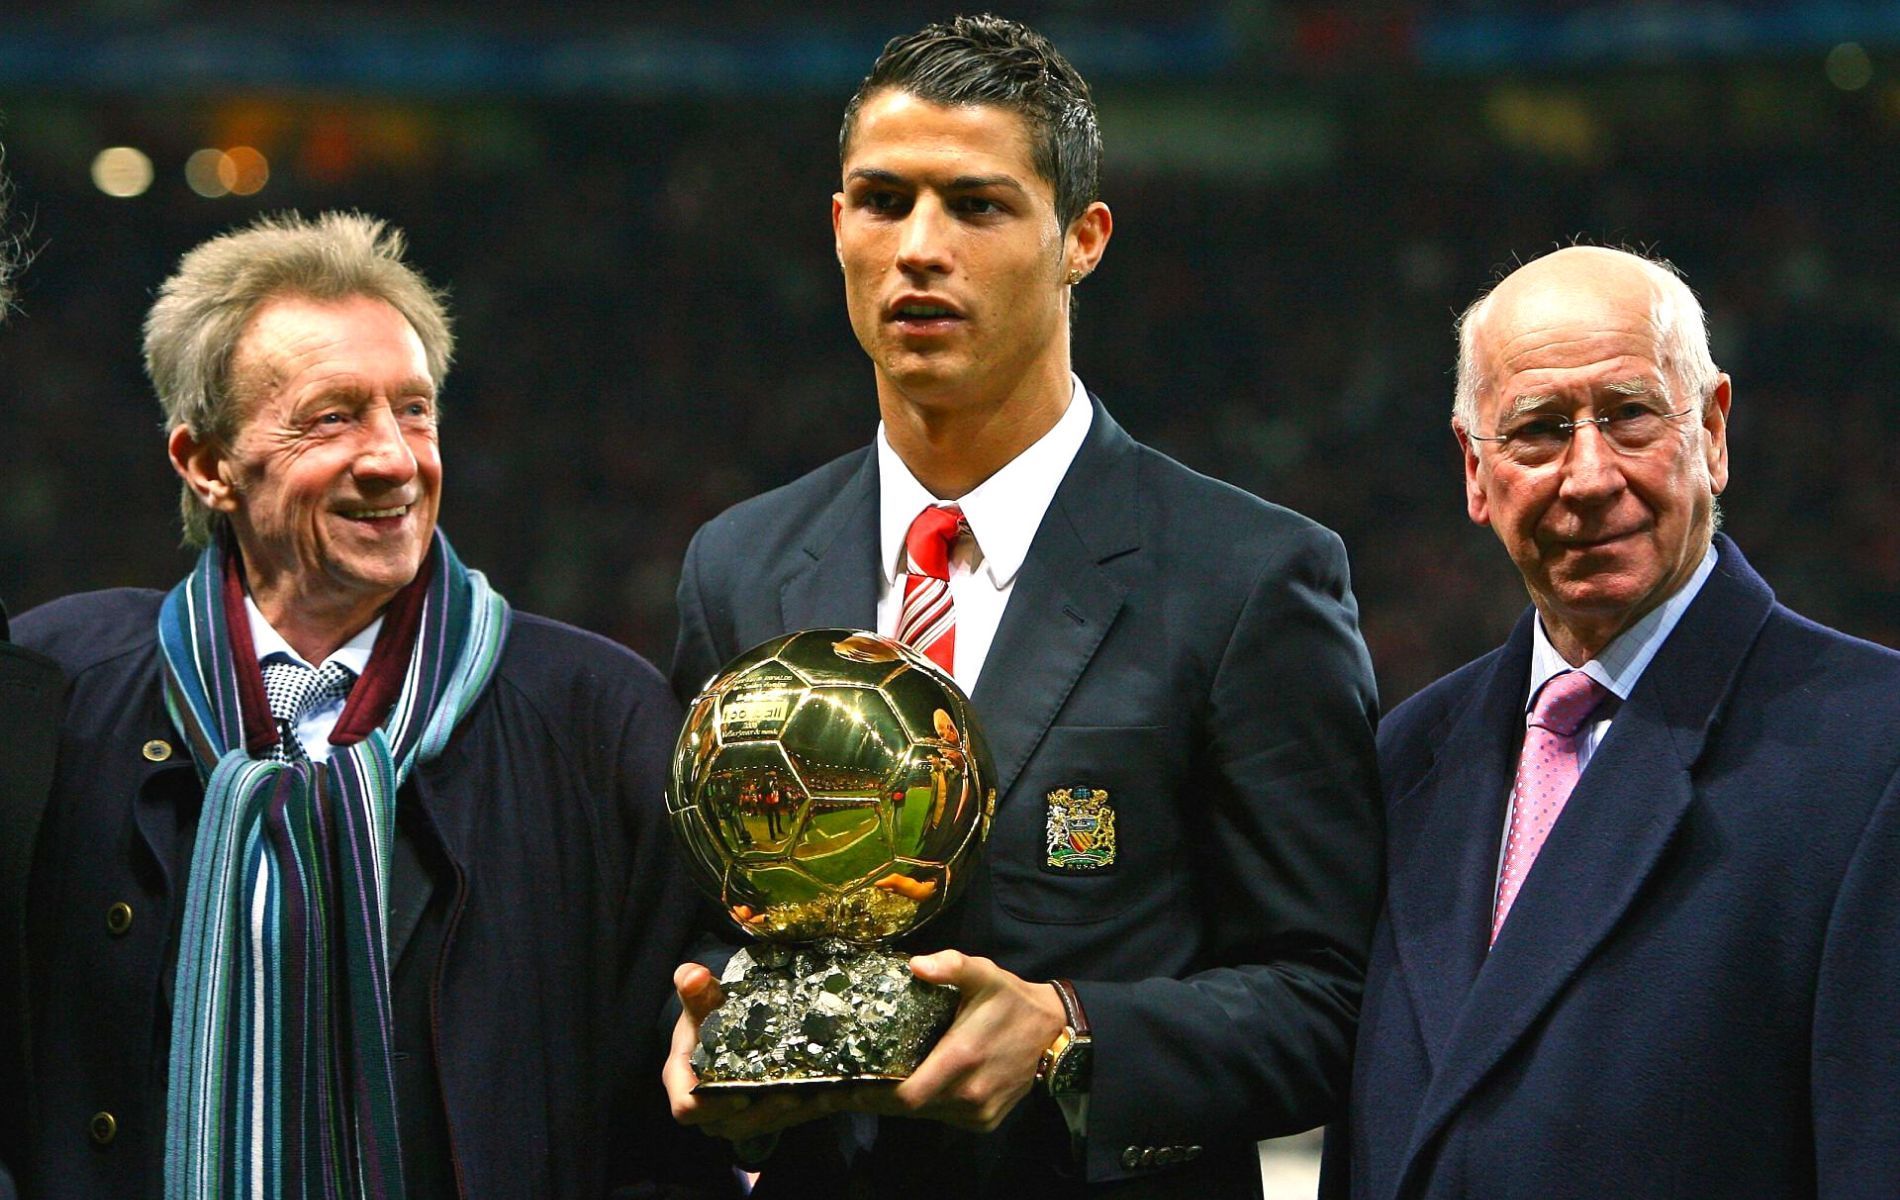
[1036,978,1093,1099]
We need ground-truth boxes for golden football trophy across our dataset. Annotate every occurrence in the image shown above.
[668,629,995,1088]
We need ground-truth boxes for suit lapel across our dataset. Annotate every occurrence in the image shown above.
[1382,617,1532,1066]
[780,450,881,633]
[1395,536,1778,1186]
[386,809,436,971]
[970,399,1134,803]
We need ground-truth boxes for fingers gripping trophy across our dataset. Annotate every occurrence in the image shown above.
[667,629,995,1088]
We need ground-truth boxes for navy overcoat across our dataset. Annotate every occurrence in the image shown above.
[8,590,728,1199]
[1326,537,1900,1199]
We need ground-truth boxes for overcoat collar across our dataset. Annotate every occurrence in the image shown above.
[1388,534,1777,1191]
[777,395,1138,802]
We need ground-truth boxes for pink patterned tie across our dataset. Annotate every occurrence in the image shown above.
[896,504,965,675]
[1492,669,1609,945]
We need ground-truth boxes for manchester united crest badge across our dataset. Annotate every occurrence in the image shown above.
[1045,786,1116,872]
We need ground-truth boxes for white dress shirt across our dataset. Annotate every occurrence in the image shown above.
[245,596,380,763]
[1495,545,1718,885]
[874,374,1094,693]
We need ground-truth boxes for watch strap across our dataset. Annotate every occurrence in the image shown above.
[1042,978,1092,1155]
[1051,978,1090,1038]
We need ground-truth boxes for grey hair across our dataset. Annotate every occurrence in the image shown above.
[144,210,453,546]
[1452,246,1719,432]
[0,176,10,313]
[0,148,21,317]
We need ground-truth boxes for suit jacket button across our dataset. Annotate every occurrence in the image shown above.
[88,1111,117,1146]
[106,902,133,936]
[142,740,172,762]
[1185,1144,1203,1160]
[1121,1145,1144,1170]
[1155,1146,1178,1166]
[1140,1146,1156,1167]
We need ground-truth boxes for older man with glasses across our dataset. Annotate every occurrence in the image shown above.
[1323,245,1900,1200]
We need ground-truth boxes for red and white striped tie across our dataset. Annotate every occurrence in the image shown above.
[896,504,965,675]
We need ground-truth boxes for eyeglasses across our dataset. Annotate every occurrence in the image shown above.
[1467,402,1697,467]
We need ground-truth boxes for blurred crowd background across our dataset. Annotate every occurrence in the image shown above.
[1,0,1895,709]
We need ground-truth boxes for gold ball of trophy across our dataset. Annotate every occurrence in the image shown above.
[668,629,995,1087]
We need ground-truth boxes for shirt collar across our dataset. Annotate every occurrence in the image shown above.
[877,373,1095,589]
[1527,543,1718,709]
[244,593,382,676]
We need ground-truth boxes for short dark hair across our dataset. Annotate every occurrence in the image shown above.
[840,13,1102,231]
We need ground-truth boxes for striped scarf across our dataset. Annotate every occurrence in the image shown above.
[157,531,510,1200]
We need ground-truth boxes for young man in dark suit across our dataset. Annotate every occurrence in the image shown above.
[664,16,1383,1197]
[1326,246,1900,1199]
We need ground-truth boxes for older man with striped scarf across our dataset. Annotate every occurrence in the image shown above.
[6,213,731,1199]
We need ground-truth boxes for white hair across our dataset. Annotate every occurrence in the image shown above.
[1452,247,1719,432]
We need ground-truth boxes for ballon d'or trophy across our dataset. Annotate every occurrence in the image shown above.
[667,629,995,1089]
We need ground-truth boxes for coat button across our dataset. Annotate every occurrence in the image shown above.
[88,1111,117,1145]
[106,902,134,936]
[142,740,172,762]
[1121,1146,1143,1170]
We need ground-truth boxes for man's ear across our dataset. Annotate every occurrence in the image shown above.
[168,424,241,515]
[1457,423,1491,527]
[1702,373,1732,496]
[832,193,846,268]
[1063,200,1113,282]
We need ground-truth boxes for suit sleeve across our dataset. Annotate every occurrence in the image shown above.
[667,525,747,983]
[0,636,64,1193]
[603,671,741,1199]
[1074,524,1384,1181]
[1318,1119,1352,1200]
[1812,762,1900,1195]
[670,524,727,707]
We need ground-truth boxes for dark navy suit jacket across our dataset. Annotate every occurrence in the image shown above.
[673,400,1384,1197]
[1326,536,1900,1199]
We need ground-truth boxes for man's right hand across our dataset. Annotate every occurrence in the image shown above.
[664,962,859,1143]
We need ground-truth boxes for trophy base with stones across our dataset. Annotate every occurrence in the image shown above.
[692,940,958,1090]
